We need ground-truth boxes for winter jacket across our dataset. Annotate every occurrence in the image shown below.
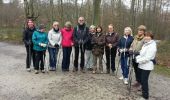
[61,27,74,47]
[136,40,157,70]
[85,32,95,50]
[105,32,119,49]
[91,32,105,56]
[73,24,89,47]
[48,29,62,48]
[32,30,48,51]
[130,35,144,52]
[118,35,134,55]
[23,27,36,47]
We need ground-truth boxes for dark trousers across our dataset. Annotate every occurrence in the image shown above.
[133,59,141,83]
[139,68,151,99]
[25,45,35,68]
[105,47,117,72]
[62,47,72,71]
[34,50,45,70]
[48,47,59,68]
[74,45,85,70]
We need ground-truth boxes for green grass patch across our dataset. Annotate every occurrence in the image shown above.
[154,65,170,77]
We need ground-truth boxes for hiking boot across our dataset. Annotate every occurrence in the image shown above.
[26,68,31,72]
[92,71,96,74]
[124,78,128,85]
[106,70,110,74]
[73,67,78,72]
[35,70,39,74]
[132,82,140,88]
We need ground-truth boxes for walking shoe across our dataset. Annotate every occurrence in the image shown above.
[137,97,148,100]
[49,67,53,71]
[112,71,116,76]
[41,70,45,73]
[80,68,85,73]
[35,70,39,74]
[26,68,31,72]
[124,78,128,85]
[100,71,104,74]
[92,71,96,74]
[106,70,110,74]
[119,76,124,80]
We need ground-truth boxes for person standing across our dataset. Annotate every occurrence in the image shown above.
[48,21,61,71]
[61,21,74,72]
[91,26,105,74]
[23,19,36,72]
[32,24,48,74]
[118,27,134,84]
[105,24,119,75]
[73,17,89,73]
[130,25,146,89]
[136,31,157,100]
[85,25,96,71]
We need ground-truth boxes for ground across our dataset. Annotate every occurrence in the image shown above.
[0,42,170,100]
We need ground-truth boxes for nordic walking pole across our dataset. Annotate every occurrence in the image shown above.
[28,40,31,70]
[115,52,121,76]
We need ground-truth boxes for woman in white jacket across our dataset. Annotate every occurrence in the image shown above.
[136,31,157,100]
[48,21,62,71]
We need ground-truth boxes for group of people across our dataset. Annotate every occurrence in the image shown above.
[23,16,157,100]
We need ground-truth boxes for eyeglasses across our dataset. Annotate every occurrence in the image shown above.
[79,20,84,22]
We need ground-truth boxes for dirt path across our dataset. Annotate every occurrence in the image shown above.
[0,42,170,100]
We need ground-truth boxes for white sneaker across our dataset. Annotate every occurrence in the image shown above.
[41,70,45,73]
[26,68,31,72]
[119,76,124,80]
[124,78,128,85]
[35,70,39,74]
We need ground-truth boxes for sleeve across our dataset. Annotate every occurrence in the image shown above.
[48,31,55,46]
[23,30,27,44]
[136,44,157,64]
[44,33,48,45]
[32,32,39,46]
[112,33,119,47]
[83,27,89,44]
[58,32,62,46]
[73,27,80,44]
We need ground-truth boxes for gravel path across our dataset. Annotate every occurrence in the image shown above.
[0,42,170,100]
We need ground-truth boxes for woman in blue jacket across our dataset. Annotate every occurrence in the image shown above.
[118,27,134,84]
[32,24,48,74]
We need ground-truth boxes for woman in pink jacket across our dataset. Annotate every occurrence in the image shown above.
[61,21,74,72]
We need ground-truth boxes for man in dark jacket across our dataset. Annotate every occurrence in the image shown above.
[105,24,119,75]
[23,19,36,72]
[73,17,89,73]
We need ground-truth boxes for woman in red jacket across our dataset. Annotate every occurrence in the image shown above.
[61,21,74,72]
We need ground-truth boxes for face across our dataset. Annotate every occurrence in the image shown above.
[90,28,95,33]
[40,28,45,32]
[137,30,144,36]
[144,36,151,42]
[96,27,102,33]
[27,20,34,28]
[108,25,114,33]
[53,23,59,30]
[124,29,131,36]
[65,27,71,30]
[78,17,85,25]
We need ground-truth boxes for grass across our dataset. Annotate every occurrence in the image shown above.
[154,65,170,77]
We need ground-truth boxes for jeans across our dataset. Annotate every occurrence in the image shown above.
[120,54,129,78]
[85,50,93,69]
[34,50,45,70]
[48,47,59,69]
[62,47,72,71]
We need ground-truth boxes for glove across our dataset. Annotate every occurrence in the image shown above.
[129,50,133,55]
[134,51,140,55]
[54,44,59,48]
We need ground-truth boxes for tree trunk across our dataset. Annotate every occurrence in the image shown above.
[92,0,101,25]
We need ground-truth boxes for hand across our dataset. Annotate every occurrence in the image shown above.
[108,44,112,49]
[129,50,133,55]
[71,42,74,46]
[54,44,59,48]
[134,51,140,55]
